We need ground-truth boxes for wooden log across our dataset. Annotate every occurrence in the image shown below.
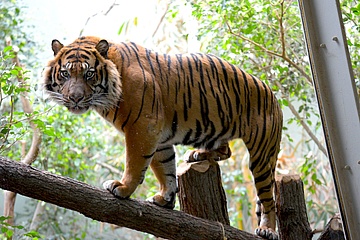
[275,174,313,240]
[318,213,345,240]
[177,160,230,225]
[0,156,262,240]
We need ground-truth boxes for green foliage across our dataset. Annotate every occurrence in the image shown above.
[0,0,127,238]
[0,216,42,240]
[0,46,29,154]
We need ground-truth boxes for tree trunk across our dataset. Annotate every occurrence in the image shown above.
[318,213,345,240]
[0,156,262,240]
[177,160,230,225]
[275,174,313,240]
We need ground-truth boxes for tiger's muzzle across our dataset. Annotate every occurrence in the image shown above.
[64,82,92,114]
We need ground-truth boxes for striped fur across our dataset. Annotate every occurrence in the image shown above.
[44,36,282,239]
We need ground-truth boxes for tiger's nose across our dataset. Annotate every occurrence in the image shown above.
[69,94,84,103]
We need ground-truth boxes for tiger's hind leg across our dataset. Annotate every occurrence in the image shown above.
[249,149,278,240]
[187,142,232,162]
[147,145,177,209]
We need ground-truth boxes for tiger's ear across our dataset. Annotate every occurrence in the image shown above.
[51,39,64,56]
[96,39,109,58]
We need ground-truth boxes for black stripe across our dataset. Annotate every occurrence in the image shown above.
[121,110,132,130]
[156,146,173,152]
[112,101,121,123]
[187,76,192,109]
[156,52,163,81]
[161,112,178,143]
[183,93,188,121]
[145,49,157,112]
[241,69,251,126]
[252,75,262,115]
[230,65,241,115]
[131,45,147,124]
[143,151,156,159]
[215,56,230,90]
[190,53,199,71]
[165,173,177,179]
[182,129,193,145]
[206,69,216,97]
[118,44,131,66]
[216,94,225,125]
[146,49,156,76]
[186,56,194,87]
[130,42,139,51]
[198,82,210,130]
[194,119,202,141]
[66,54,77,59]
[254,167,272,185]
[80,54,90,60]
[160,153,176,164]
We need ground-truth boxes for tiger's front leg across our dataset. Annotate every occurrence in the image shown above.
[147,146,177,209]
[103,154,153,199]
[103,125,158,199]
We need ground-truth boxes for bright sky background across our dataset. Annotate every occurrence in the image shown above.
[22,0,178,59]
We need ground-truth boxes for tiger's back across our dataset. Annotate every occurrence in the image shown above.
[44,36,282,239]
[106,43,282,149]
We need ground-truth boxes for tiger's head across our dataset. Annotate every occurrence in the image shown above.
[43,37,122,114]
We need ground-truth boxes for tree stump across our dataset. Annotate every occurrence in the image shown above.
[275,174,313,240]
[177,160,230,225]
[318,213,345,240]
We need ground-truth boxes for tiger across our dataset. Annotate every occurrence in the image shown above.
[43,36,282,239]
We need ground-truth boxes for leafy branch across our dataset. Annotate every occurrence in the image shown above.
[2,39,42,233]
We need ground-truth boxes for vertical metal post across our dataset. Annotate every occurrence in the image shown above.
[298,0,360,239]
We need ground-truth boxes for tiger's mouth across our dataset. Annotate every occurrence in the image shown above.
[67,105,90,115]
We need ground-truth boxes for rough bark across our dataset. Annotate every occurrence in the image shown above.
[275,174,313,240]
[177,160,230,225]
[0,156,262,240]
[318,213,345,240]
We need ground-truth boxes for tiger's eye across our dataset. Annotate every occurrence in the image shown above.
[85,70,95,79]
[60,70,69,79]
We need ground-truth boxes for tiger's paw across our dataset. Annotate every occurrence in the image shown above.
[255,227,278,240]
[147,193,175,209]
[187,147,231,163]
[103,180,132,199]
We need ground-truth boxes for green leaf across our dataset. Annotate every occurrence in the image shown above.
[14,121,23,128]
[14,225,24,229]
[282,99,289,107]
[3,45,13,53]
[1,226,8,233]
[24,230,41,238]
[118,22,126,35]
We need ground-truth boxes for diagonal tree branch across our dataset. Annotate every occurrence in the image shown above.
[0,156,261,240]
[224,14,313,85]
